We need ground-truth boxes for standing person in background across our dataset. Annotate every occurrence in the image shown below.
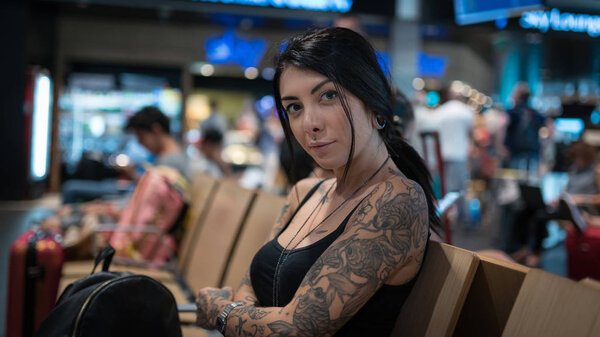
[436,86,475,225]
[502,82,545,175]
[193,27,439,337]
[201,100,228,136]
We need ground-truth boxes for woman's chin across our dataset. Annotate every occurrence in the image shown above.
[314,159,346,172]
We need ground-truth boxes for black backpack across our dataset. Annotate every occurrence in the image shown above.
[36,245,182,337]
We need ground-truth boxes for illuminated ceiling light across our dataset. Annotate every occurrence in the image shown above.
[484,96,493,108]
[261,67,275,80]
[230,150,246,165]
[89,115,106,137]
[200,64,215,77]
[412,77,425,91]
[461,85,472,97]
[450,80,464,93]
[31,73,52,180]
[186,129,201,144]
[115,154,130,167]
[244,67,259,80]
[591,110,600,125]
[426,91,440,108]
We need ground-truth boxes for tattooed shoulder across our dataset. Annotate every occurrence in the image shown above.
[347,176,430,268]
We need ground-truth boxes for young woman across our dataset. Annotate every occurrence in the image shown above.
[195,27,439,337]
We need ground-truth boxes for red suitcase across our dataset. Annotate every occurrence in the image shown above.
[6,229,64,337]
[565,226,600,281]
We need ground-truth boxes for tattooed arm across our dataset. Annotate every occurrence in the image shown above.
[197,178,429,336]
[231,178,323,305]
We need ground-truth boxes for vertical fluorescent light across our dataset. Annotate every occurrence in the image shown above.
[31,73,52,180]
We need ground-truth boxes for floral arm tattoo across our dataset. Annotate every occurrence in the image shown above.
[219,179,429,337]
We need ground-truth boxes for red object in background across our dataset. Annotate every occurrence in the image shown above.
[566,226,600,281]
[6,230,64,337]
[420,131,451,244]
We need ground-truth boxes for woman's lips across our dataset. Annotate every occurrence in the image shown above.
[309,141,334,153]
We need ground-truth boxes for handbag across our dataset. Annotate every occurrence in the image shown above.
[35,245,182,337]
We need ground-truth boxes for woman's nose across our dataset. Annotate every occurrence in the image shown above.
[303,105,323,135]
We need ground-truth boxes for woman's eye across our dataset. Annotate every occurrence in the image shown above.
[285,103,302,114]
[322,90,338,101]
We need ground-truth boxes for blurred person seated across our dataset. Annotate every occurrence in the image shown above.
[190,128,231,178]
[511,141,600,267]
[61,106,189,204]
[48,107,190,260]
[124,106,189,180]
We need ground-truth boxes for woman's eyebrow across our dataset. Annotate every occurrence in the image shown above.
[281,79,331,100]
[311,79,331,94]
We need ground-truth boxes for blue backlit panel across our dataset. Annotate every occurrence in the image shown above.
[417,52,446,78]
[454,0,542,25]
[194,0,353,12]
[520,8,600,37]
[205,29,267,68]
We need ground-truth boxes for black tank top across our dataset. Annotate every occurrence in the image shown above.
[250,180,428,336]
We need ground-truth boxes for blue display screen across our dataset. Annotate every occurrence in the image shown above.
[454,0,542,25]
[193,0,353,12]
[417,52,446,78]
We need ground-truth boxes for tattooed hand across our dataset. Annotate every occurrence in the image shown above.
[196,286,234,329]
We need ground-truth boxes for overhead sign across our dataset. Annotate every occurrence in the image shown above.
[520,8,600,37]
[194,0,353,12]
[205,29,267,68]
[417,52,447,78]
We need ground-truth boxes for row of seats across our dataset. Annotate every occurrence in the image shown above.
[58,174,600,336]
[59,174,286,335]
[394,241,600,337]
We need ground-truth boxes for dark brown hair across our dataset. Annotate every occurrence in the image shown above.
[273,27,440,230]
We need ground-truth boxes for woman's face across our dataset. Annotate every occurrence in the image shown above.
[279,66,376,170]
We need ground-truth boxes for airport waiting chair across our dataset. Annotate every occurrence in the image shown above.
[392,241,480,337]
[179,190,286,333]
[221,190,286,288]
[579,277,600,291]
[453,253,530,337]
[177,178,256,294]
[502,268,600,337]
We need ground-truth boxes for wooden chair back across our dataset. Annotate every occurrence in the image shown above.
[454,254,530,337]
[502,269,600,337]
[221,191,286,288]
[392,241,479,337]
[177,173,219,272]
[183,179,256,294]
[579,277,600,291]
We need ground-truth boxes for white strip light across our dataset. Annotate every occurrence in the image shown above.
[31,73,52,180]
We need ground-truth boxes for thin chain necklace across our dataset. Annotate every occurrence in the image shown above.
[272,155,391,306]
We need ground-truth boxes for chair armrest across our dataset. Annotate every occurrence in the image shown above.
[94,224,163,234]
